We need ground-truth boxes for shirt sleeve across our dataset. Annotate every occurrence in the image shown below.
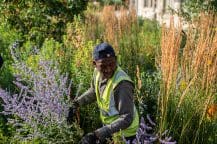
[95,80,135,138]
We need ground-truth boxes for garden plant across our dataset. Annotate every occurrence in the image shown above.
[0,1,216,144]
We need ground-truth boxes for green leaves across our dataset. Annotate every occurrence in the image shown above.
[182,0,217,21]
[0,0,88,44]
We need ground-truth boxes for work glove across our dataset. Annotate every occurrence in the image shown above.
[66,101,79,124]
[80,132,97,144]
[94,126,112,143]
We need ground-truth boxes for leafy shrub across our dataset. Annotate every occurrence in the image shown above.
[64,16,102,133]
[135,69,161,118]
[0,23,22,89]
[182,0,217,21]
[0,0,88,44]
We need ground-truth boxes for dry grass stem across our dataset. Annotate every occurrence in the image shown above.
[136,65,142,90]
[161,16,182,94]
[159,13,217,137]
[100,6,137,53]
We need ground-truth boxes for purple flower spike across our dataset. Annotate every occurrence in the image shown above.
[0,58,78,142]
[123,115,176,144]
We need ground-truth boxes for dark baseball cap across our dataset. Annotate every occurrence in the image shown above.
[93,42,116,60]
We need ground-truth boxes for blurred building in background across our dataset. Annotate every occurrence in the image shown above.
[130,0,184,27]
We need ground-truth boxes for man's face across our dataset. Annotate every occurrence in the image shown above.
[93,57,117,79]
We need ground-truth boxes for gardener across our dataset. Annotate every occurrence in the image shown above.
[67,42,139,144]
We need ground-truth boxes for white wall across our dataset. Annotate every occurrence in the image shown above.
[137,0,156,19]
[131,0,184,28]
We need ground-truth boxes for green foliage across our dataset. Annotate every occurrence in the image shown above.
[0,133,9,144]
[8,121,83,144]
[0,0,88,88]
[62,17,102,133]
[119,18,160,78]
[136,71,161,118]
[63,16,96,91]
[79,104,101,134]
[182,0,217,21]
[162,91,217,144]
[0,23,21,89]
[0,0,88,44]
[0,116,11,142]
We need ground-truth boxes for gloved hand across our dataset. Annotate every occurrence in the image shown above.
[80,132,97,144]
[66,102,79,124]
[94,126,112,143]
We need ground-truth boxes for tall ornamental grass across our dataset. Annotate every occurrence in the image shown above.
[84,4,160,77]
[158,13,217,144]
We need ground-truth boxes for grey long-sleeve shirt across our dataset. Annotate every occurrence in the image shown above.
[74,74,135,139]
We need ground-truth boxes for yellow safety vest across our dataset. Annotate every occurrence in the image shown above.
[94,67,139,140]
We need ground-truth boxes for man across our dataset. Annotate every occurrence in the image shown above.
[67,42,139,144]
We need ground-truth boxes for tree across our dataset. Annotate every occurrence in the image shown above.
[0,0,88,44]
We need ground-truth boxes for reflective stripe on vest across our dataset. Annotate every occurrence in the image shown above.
[94,66,139,137]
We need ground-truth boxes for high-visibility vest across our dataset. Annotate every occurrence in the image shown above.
[94,66,139,138]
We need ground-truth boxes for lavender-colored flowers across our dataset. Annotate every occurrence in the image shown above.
[124,114,177,144]
[0,58,83,142]
[1,60,71,122]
